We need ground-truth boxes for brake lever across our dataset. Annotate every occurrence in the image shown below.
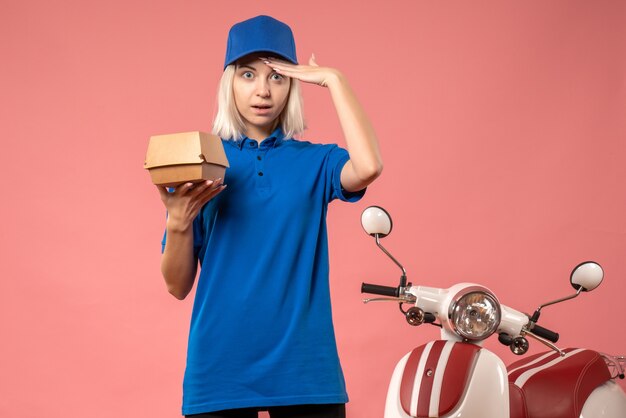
[363,297,400,303]
[524,330,566,357]
[363,295,416,304]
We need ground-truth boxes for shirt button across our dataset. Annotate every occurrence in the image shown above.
[257,156,262,160]
[258,172,264,176]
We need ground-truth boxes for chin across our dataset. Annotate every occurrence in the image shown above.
[250,116,277,126]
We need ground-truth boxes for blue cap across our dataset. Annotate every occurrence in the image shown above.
[224,15,298,70]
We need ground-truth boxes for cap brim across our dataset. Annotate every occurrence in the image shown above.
[224,49,297,69]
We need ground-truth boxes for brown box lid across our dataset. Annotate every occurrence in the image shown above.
[144,131,229,169]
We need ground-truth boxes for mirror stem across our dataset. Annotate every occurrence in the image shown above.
[375,234,408,287]
[530,287,583,323]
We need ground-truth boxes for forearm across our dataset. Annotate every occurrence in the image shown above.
[327,71,383,181]
[260,56,382,188]
[161,219,198,300]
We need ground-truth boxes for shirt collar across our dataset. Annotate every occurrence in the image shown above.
[235,126,285,150]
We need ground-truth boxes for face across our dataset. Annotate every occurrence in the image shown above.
[233,53,291,138]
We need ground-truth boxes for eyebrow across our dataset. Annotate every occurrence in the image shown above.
[237,64,283,77]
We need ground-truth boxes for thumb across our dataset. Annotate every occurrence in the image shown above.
[156,185,170,199]
[309,53,319,67]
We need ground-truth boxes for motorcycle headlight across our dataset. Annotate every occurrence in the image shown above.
[450,290,501,341]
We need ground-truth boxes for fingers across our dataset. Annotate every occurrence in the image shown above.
[160,179,224,205]
[197,184,227,207]
[260,54,319,69]
[259,56,331,87]
[261,61,301,80]
[189,178,223,196]
[259,56,292,66]
[186,179,226,208]
[172,179,219,197]
[168,182,193,196]
[259,57,299,74]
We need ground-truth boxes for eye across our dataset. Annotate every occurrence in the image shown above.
[242,71,254,79]
[270,73,284,81]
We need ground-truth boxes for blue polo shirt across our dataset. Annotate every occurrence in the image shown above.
[162,127,365,415]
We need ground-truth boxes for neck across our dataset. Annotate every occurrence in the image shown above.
[245,121,279,143]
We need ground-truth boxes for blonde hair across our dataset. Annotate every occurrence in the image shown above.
[212,64,306,141]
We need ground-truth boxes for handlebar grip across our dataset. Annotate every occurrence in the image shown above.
[424,312,436,324]
[532,324,560,343]
[361,283,399,297]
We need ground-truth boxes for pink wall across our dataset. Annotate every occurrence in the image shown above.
[1,1,624,417]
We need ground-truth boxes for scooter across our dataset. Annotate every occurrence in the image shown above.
[359,206,626,418]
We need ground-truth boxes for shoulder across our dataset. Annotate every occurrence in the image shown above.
[281,140,349,167]
[282,138,341,153]
[222,138,239,148]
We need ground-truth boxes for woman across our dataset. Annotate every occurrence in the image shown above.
[158,15,382,418]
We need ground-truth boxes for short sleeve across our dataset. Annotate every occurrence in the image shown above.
[326,145,366,203]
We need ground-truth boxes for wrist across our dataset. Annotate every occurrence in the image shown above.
[166,216,193,233]
[325,69,344,89]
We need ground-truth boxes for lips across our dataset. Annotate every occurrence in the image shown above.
[251,104,273,115]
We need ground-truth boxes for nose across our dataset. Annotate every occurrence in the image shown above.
[255,78,270,97]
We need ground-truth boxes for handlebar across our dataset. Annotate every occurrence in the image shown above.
[531,324,560,343]
[361,282,399,297]
[362,282,561,345]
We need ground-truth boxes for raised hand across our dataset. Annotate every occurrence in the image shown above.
[259,54,340,88]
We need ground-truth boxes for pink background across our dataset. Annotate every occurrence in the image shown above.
[1,1,624,417]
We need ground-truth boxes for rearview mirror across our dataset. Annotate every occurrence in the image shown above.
[570,261,603,292]
[361,206,393,238]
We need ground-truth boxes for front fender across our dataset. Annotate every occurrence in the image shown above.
[385,340,509,418]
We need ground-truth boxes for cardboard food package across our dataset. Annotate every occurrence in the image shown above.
[144,131,229,187]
